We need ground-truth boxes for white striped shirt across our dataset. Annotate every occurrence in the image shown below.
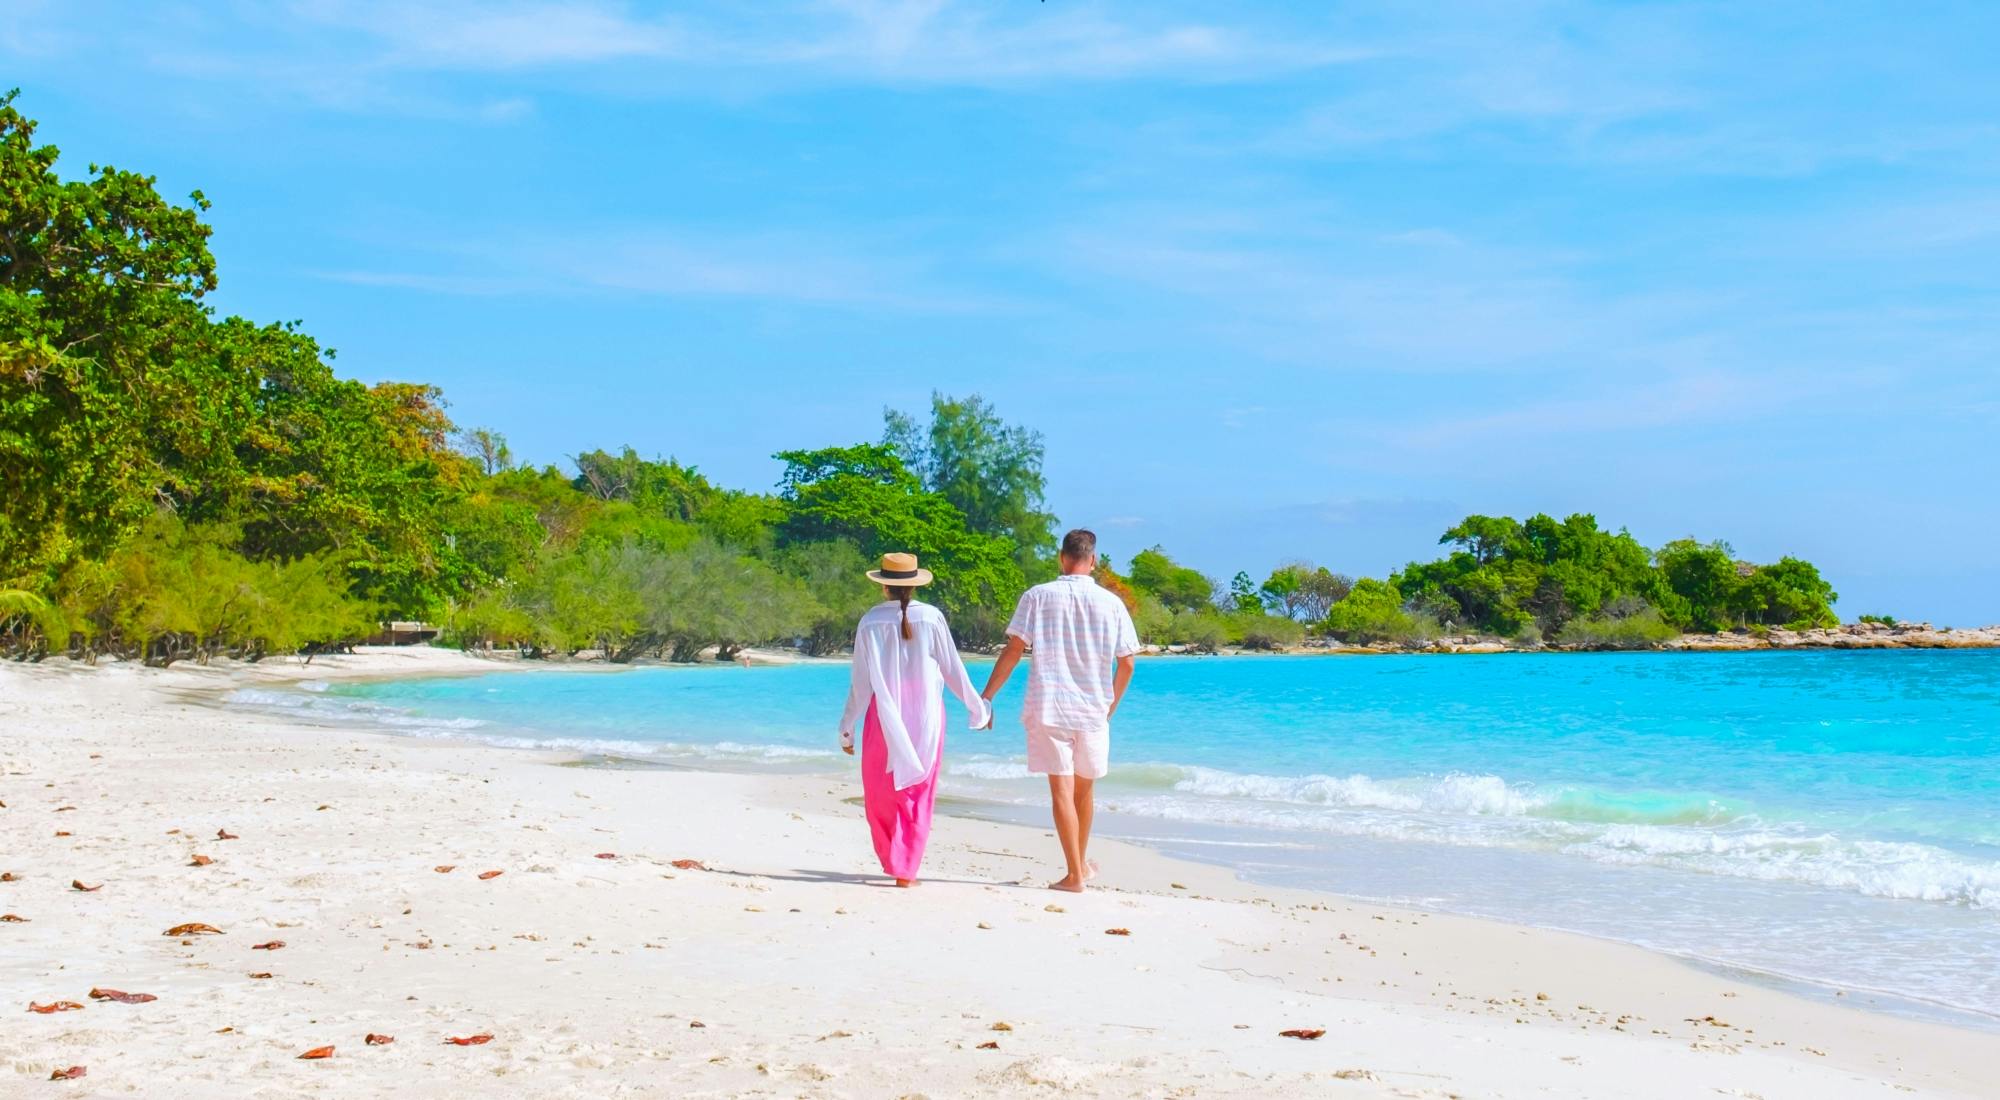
[1005,574,1140,734]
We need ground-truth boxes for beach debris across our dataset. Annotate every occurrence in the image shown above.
[1536,992,1549,1001]
[594,852,617,859]
[478,870,503,880]
[49,1066,86,1081]
[444,1033,494,1046]
[1104,927,1131,936]
[189,855,214,867]
[216,1027,234,1033]
[1278,1028,1326,1040]
[89,988,157,1004]
[71,880,101,893]
[434,865,455,873]
[1,914,27,922]
[216,829,238,840]
[29,1001,85,1013]
[817,1030,853,1041]
[688,1020,706,1029]
[670,859,707,871]
[365,1033,395,1046]
[54,830,70,837]
[1170,882,1187,890]
[297,1045,334,1060]
[55,805,75,812]
[976,1041,1000,1050]
[163,923,224,936]
[1,871,17,881]
[976,921,992,930]
[1043,904,1065,913]
[248,972,274,979]
[1331,1069,1377,1081]
[253,940,285,951]
[990,1022,1013,1031]
[316,805,331,811]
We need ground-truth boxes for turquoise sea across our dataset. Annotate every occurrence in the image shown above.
[230,649,2000,1022]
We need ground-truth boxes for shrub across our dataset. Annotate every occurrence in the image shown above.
[1322,578,1419,643]
[1230,612,1304,651]
[1555,607,1680,649]
[1857,614,1897,626]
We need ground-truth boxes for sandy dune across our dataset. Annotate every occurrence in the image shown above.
[1,649,1991,1097]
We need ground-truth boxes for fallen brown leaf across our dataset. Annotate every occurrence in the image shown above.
[49,1066,86,1081]
[976,1040,1000,1050]
[687,1020,706,1029]
[252,940,285,951]
[594,852,617,859]
[89,988,157,1004]
[0,871,17,881]
[990,1022,1013,1031]
[29,1001,85,1013]
[216,829,238,840]
[189,855,214,867]
[163,923,224,936]
[248,972,273,979]
[216,1027,233,1033]
[1279,1028,1326,1040]
[477,870,503,880]
[1104,927,1131,936]
[55,805,75,812]
[443,1033,493,1046]
[0,914,26,922]
[53,830,70,837]
[71,880,101,893]
[670,859,706,871]
[365,1033,394,1046]
[297,1045,334,1060]
[434,865,455,873]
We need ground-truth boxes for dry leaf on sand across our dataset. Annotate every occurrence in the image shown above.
[163,923,224,936]
[365,1033,395,1045]
[49,1066,86,1081]
[444,1033,494,1046]
[1279,1028,1326,1040]
[89,988,157,1004]
[297,1045,334,1060]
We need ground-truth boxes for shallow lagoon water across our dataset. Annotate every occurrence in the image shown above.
[231,648,2000,1021]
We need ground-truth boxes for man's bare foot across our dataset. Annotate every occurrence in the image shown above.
[1049,875,1086,893]
[895,878,918,888]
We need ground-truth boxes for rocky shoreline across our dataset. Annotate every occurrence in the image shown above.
[1144,620,2000,657]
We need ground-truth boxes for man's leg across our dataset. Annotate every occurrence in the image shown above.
[1073,777,1096,880]
[1046,774,1086,892]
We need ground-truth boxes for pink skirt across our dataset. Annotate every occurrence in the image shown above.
[860,699,945,880]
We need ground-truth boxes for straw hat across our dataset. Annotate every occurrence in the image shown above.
[866,551,934,586]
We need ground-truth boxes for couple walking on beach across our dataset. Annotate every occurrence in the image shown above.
[838,529,1140,892]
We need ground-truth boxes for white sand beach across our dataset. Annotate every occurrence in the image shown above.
[1,649,1992,1098]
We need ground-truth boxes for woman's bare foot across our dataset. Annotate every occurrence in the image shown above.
[894,878,918,888]
[1049,874,1086,893]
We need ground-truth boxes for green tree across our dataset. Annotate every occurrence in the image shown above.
[883,392,1056,575]
[1128,546,1214,612]
[1655,539,1739,632]
[1321,578,1421,643]
[1227,571,1261,613]
[775,443,1024,640]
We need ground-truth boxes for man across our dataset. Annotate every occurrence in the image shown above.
[979,528,1139,892]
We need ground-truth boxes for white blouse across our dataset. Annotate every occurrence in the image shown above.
[839,600,991,790]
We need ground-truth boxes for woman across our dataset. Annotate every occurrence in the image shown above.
[838,552,991,887]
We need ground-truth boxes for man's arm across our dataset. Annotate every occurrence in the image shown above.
[1108,653,1135,719]
[978,636,1028,729]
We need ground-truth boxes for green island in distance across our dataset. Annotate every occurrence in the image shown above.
[1,91,1991,666]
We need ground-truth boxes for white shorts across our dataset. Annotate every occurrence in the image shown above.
[1026,726,1109,779]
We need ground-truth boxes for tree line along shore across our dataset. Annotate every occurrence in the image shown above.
[2,92,1959,668]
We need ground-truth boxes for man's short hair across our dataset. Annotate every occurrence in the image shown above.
[1060,529,1097,562]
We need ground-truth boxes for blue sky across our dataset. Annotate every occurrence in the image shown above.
[7,1,1998,622]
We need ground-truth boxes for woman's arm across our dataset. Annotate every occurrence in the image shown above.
[930,617,992,731]
[838,625,873,752]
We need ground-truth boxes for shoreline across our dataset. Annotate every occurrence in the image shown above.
[4,649,1995,1097]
